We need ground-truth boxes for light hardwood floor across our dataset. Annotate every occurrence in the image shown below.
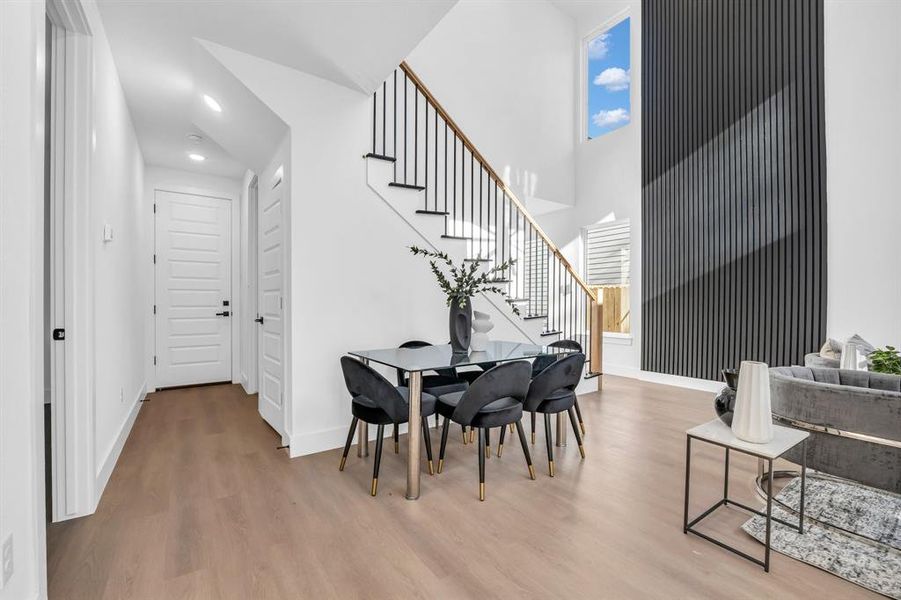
[47,376,876,599]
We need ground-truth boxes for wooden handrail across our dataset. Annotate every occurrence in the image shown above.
[399,62,598,303]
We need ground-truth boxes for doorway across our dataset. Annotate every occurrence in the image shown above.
[154,189,234,388]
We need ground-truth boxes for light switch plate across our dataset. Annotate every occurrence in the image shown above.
[103,224,114,242]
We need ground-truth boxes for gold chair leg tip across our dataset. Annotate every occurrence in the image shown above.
[479,483,485,501]
[339,457,346,471]
[579,445,586,459]
[497,444,503,458]
[531,433,536,444]
[370,479,378,496]
[580,423,586,436]
[549,461,555,477]
[528,465,536,480]
[428,460,434,476]
[437,459,444,474]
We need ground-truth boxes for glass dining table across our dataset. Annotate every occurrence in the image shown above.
[348,340,578,500]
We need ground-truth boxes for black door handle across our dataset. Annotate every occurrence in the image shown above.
[254,315,264,325]
[216,311,230,317]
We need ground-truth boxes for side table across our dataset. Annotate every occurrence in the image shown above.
[683,419,809,572]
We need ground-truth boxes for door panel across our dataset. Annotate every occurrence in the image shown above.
[155,190,232,388]
[258,180,284,436]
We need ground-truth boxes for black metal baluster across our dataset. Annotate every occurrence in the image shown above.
[382,81,386,157]
[371,91,377,154]
[414,88,419,187]
[424,101,428,210]
[453,135,457,236]
[444,120,448,227]
[434,107,438,212]
[479,165,483,258]
[393,71,397,180]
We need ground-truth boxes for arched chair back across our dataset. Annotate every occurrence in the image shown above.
[524,353,586,412]
[452,361,531,425]
[532,339,584,377]
[340,356,407,422]
[396,340,432,385]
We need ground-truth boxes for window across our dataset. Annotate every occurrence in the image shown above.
[585,16,631,140]
[585,219,631,333]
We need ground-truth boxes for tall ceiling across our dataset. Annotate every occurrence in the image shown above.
[96,0,456,178]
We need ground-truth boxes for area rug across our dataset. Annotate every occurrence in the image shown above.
[741,475,901,598]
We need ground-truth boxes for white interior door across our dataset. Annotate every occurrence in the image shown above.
[257,178,285,437]
[155,190,232,388]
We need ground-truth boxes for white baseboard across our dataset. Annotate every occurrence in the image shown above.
[603,363,722,392]
[93,382,146,508]
[288,421,411,458]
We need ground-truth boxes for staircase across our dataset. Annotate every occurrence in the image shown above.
[364,62,602,381]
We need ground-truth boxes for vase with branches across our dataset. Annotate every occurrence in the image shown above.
[409,245,519,353]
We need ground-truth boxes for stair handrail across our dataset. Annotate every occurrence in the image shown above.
[399,61,598,303]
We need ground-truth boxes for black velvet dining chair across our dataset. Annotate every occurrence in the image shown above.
[339,356,437,496]
[529,339,586,443]
[435,361,535,500]
[395,340,469,436]
[523,352,586,476]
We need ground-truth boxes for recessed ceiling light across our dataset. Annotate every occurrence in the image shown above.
[202,94,222,113]
[189,153,206,162]
[186,133,203,143]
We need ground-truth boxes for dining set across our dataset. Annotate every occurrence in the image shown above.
[339,339,588,501]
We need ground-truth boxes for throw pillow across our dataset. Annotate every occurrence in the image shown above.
[820,338,843,359]
[846,333,875,356]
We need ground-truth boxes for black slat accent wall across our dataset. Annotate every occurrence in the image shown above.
[641,0,826,380]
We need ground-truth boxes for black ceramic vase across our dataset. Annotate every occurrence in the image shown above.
[714,368,739,425]
[449,298,472,354]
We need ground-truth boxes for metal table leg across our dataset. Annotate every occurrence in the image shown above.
[764,458,774,572]
[405,371,422,500]
[799,439,807,533]
[357,357,369,457]
[555,412,567,447]
[683,436,691,533]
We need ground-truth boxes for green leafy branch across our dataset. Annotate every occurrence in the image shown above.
[409,245,521,316]
[870,346,901,375]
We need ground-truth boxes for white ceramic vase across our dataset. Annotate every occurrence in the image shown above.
[470,310,494,352]
[840,342,867,371]
[731,361,774,444]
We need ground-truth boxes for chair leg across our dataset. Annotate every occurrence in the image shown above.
[544,413,555,477]
[462,425,468,445]
[485,428,491,459]
[509,423,515,434]
[470,427,475,444]
[372,424,385,496]
[421,416,434,475]
[339,417,358,471]
[478,426,486,501]
[514,421,536,480]
[531,412,536,444]
[574,398,586,436]
[393,423,399,454]
[497,422,507,457]
[568,407,586,459]
[439,417,451,473]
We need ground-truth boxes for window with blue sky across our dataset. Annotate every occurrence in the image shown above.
[586,17,631,140]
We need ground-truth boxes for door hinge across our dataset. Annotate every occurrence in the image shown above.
[153,304,156,315]
[52,328,65,341]
[153,355,157,365]
[153,203,157,214]
[153,254,157,264]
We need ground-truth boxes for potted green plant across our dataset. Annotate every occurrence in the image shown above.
[869,346,901,375]
[409,245,520,353]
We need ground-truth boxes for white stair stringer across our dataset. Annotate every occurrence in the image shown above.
[365,157,547,345]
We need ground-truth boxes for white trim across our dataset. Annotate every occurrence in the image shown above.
[603,363,722,393]
[288,423,409,458]
[150,185,239,391]
[603,332,633,346]
[580,7,631,144]
[93,383,145,508]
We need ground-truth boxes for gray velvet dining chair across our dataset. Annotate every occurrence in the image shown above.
[522,352,586,477]
[435,361,535,500]
[529,339,586,442]
[339,356,437,496]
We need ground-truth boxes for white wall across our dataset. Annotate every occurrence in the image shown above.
[238,168,258,392]
[84,0,149,503]
[406,0,576,212]
[0,2,48,598]
[142,165,242,391]
[824,0,901,349]
[537,1,644,378]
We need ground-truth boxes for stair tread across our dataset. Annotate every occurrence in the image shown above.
[364,152,396,162]
[388,182,426,191]
[441,234,471,240]
[415,210,449,216]
[540,330,562,336]
[487,279,511,284]
[584,371,602,379]
[523,315,547,320]
[508,298,529,302]
[464,257,489,262]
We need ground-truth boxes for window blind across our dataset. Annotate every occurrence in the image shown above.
[586,219,630,286]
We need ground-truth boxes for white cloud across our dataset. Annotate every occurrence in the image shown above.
[593,67,630,92]
[592,108,631,128]
[587,33,609,60]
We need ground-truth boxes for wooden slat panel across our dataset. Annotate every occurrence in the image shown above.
[641,0,827,380]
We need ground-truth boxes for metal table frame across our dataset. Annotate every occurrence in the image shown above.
[682,434,807,572]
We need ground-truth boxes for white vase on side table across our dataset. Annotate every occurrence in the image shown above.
[731,361,774,444]
[470,311,493,352]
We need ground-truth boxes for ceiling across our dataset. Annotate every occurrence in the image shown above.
[96,0,456,178]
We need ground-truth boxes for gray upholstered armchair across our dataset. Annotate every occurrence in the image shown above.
[769,366,901,493]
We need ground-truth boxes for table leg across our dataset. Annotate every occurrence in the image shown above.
[723,448,730,505]
[405,371,422,500]
[555,412,567,447]
[799,439,807,533]
[683,436,691,533]
[764,458,773,572]
[356,358,369,457]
